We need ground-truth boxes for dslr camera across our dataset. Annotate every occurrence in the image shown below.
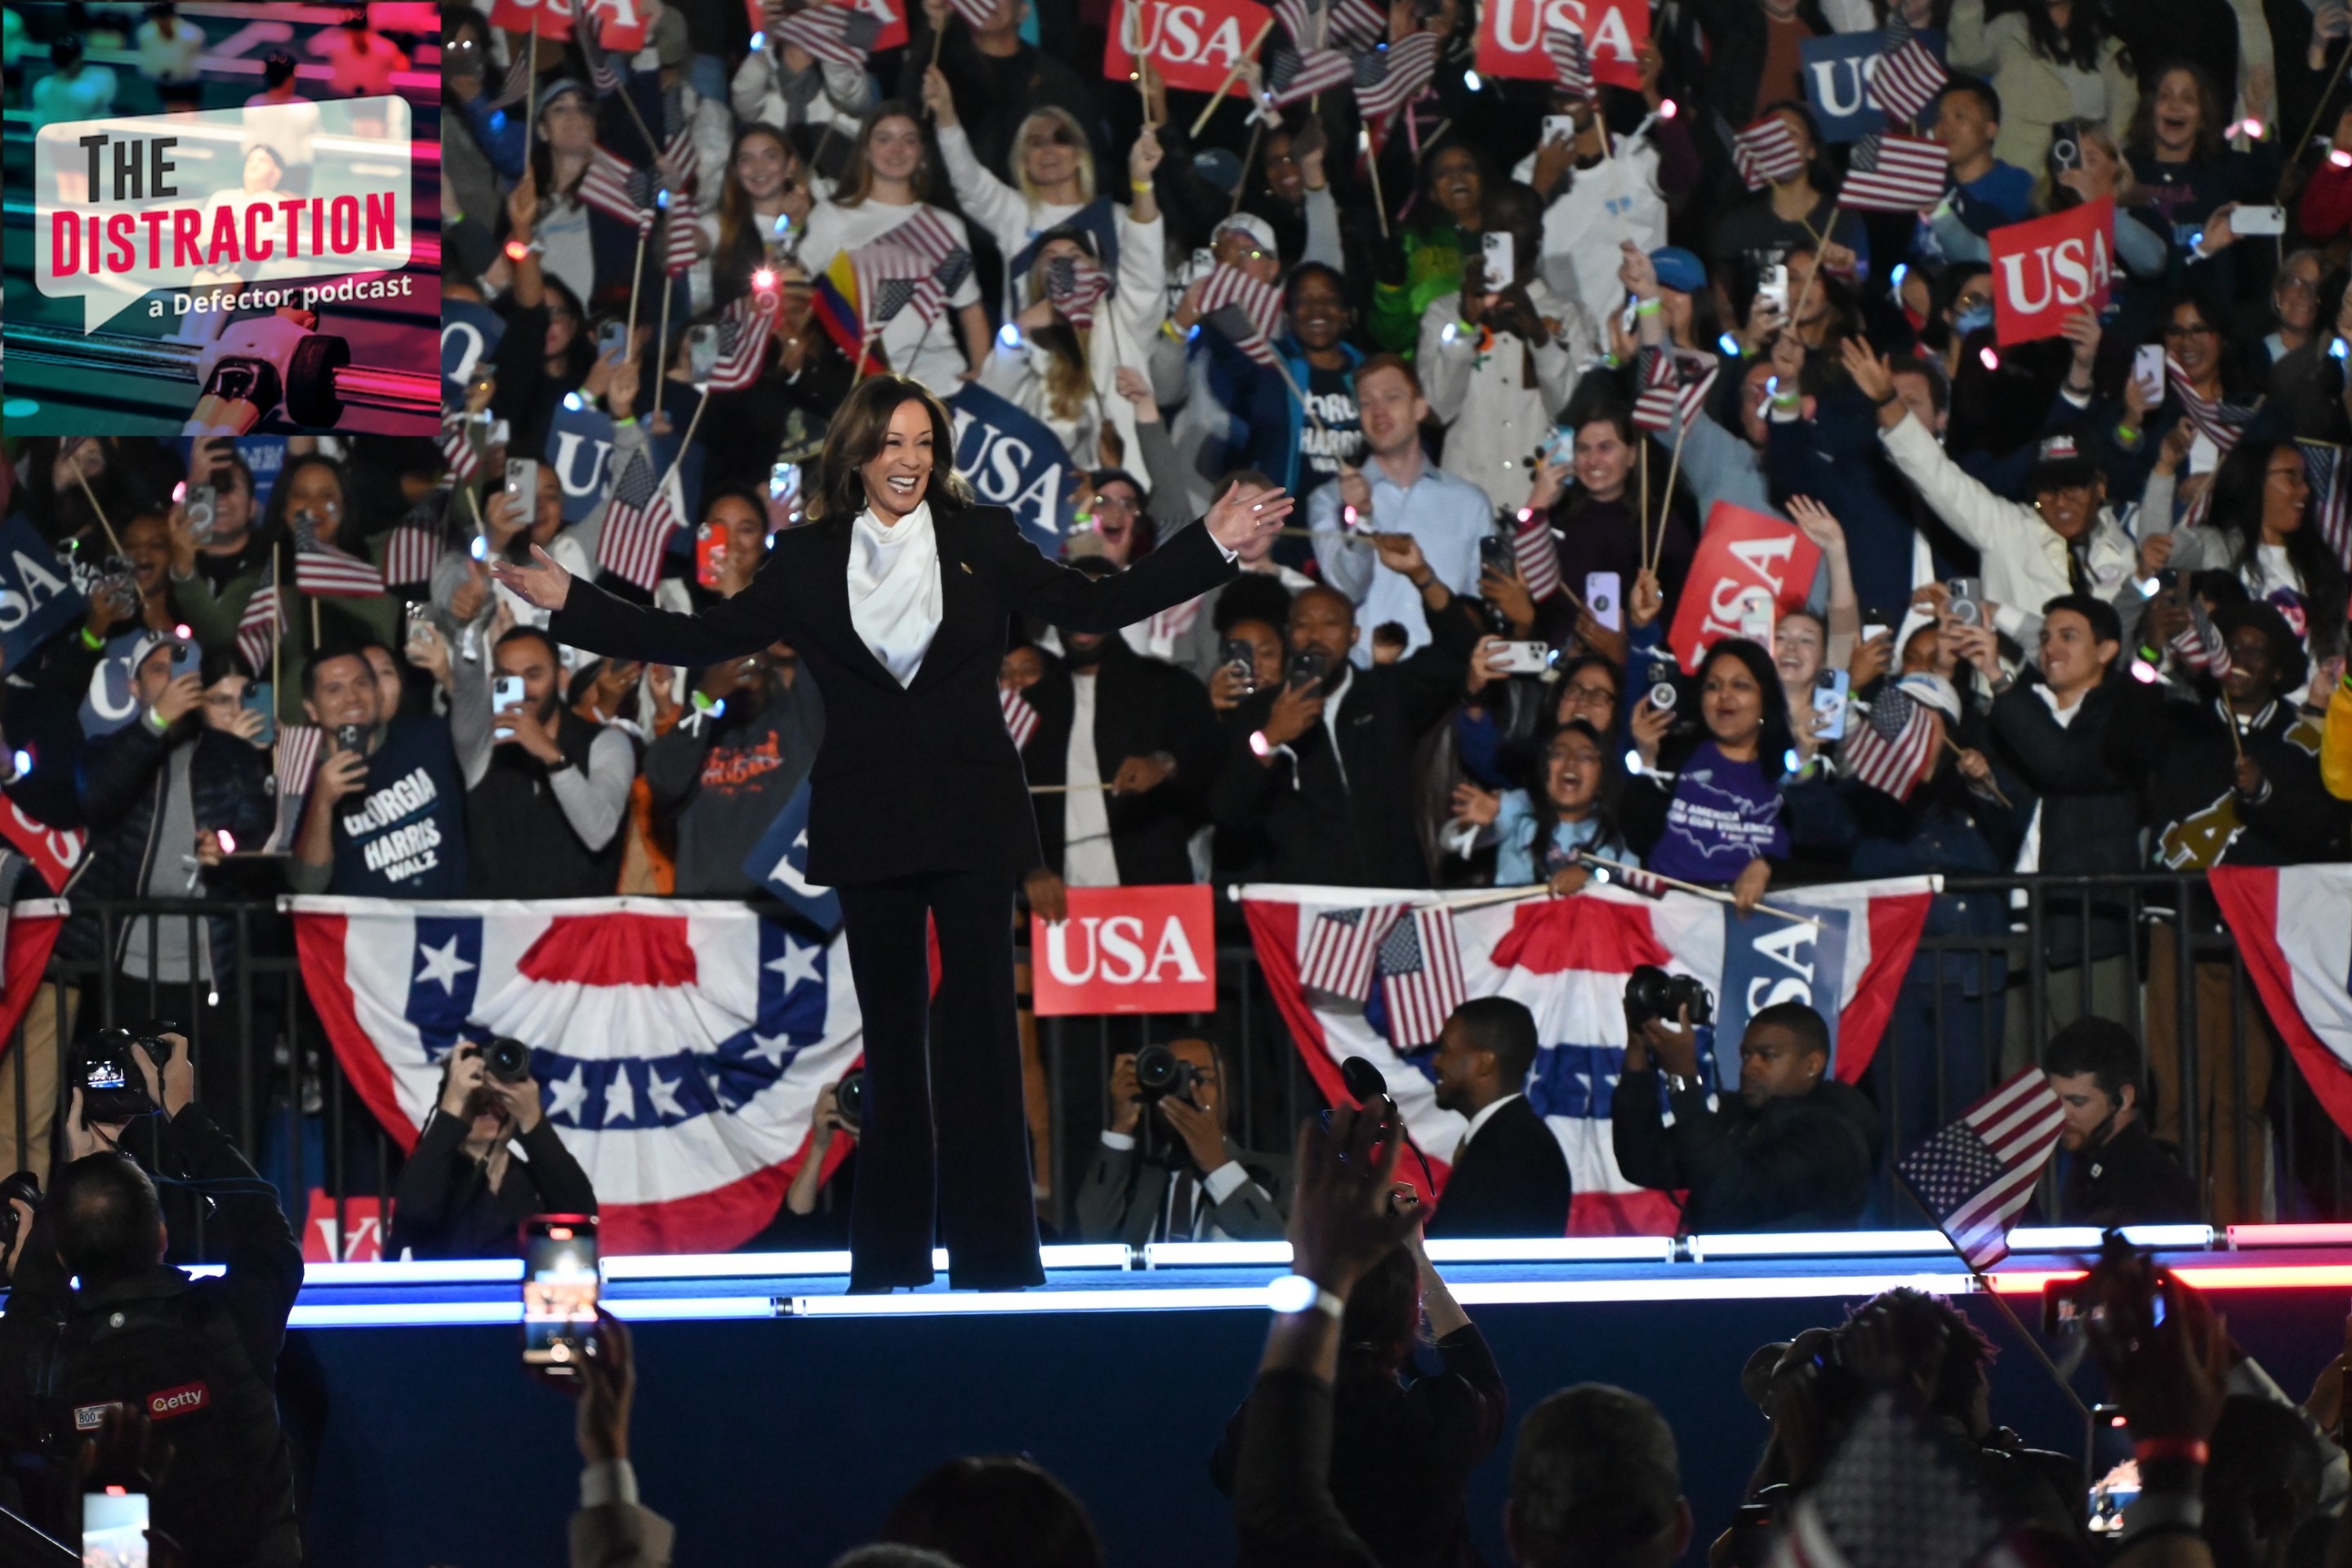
[1133,1042,1202,1103]
[834,1068,866,1133]
[74,1024,178,1124]
[0,1171,40,1279]
[1623,964,1713,1031]
[472,1036,533,1085]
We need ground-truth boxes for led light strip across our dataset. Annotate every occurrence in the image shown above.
[1986,1264,2352,1294]
[2226,1223,2352,1249]
[599,1244,1130,1281]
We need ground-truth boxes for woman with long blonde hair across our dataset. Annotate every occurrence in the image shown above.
[975,224,1168,479]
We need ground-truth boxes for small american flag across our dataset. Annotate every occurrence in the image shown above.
[858,239,952,332]
[237,580,283,674]
[1840,132,1948,212]
[1895,1065,2065,1270]
[1866,10,1949,129]
[663,190,701,278]
[773,6,881,66]
[581,145,655,234]
[382,523,445,590]
[1770,1392,2004,1568]
[1544,24,1593,100]
[660,127,700,195]
[2168,597,2231,677]
[599,451,688,590]
[1274,0,1383,48]
[1733,116,1808,190]
[439,412,481,483]
[2301,439,2352,569]
[572,0,626,92]
[269,724,324,852]
[293,528,385,599]
[1838,682,1937,800]
[1356,33,1439,136]
[1297,902,1406,1000]
[1376,906,1467,1049]
[708,292,780,392]
[2168,359,2254,527]
[1512,510,1561,601]
[1195,265,1285,367]
[1266,46,1355,108]
[1000,685,1040,750]
[945,0,999,27]
[1045,253,1111,330]
[1632,346,1720,435]
[487,42,533,109]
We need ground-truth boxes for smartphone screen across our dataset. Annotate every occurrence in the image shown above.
[1811,670,1850,742]
[1542,114,1576,146]
[2132,344,2167,403]
[1218,636,1258,693]
[84,1489,149,1567]
[688,325,719,381]
[1481,230,1516,292]
[1758,264,1790,315]
[696,523,729,589]
[522,1215,599,1374]
[2087,1404,2138,1534]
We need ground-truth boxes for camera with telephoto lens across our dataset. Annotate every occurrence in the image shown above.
[1623,964,1713,1031]
[1134,1042,1202,1103]
[0,1171,40,1278]
[835,1069,865,1132]
[75,1027,169,1124]
[482,1036,532,1084]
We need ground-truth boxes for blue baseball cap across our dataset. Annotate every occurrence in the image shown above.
[1650,247,1707,296]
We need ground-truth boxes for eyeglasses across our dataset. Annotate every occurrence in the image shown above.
[2266,466,2306,483]
[1027,128,1076,149]
[1953,292,1993,313]
[2278,274,2321,296]
[2162,323,2220,339]
[1562,682,1618,705]
[1089,493,1139,513]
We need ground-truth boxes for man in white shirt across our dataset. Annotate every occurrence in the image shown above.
[1309,355,1494,666]
[1075,1038,1288,1245]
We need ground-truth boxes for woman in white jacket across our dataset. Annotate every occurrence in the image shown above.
[922,68,1098,314]
[731,5,872,144]
[976,143,1169,488]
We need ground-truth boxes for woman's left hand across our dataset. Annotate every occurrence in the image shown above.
[1202,479,1293,552]
[488,544,574,612]
[1731,857,1772,916]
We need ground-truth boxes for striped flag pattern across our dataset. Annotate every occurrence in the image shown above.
[773,6,881,66]
[663,190,701,278]
[1275,0,1383,48]
[1044,253,1111,329]
[2301,439,2352,569]
[2168,359,2255,527]
[1266,46,1356,108]
[2169,598,2232,677]
[237,581,283,674]
[598,451,688,590]
[945,0,1000,25]
[439,412,480,483]
[382,524,445,589]
[1376,906,1467,1049]
[1000,685,1040,750]
[572,0,625,92]
[1865,10,1948,128]
[660,127,700,195]
[1512,510,1562,601]
[1839,132,1948,212]
[488,42,533,109]
[1296,902,1406,1000]
[1544,24,1594,100]
[1733,116,1807,189]
[1895,1065,2065,1270]
[1631,346,1720,435]
[708,292,780,392]
[1195,265,1285,367]
[1356,33,1439,135]
[294,537,385,599]
[581,146,655,233]
[269,724,324,852]
[1838,683,1937,800]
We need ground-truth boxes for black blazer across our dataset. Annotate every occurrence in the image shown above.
[549,505,1234,886]
[1423,1096,1571,1241]
[1019,638,1224,885]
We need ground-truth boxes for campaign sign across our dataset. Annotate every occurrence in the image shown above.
[1710,902,1851,1089]
[1800,31,1886,141]
[1665,502,1824,674]
[947,382,1078,555]
[742,781,840,935]
[545,403,618,525]
[443,300,507,410]
[492,0,647,46]
[0,519,86,673]
[1989,197,2114,346]
[1475,0,1647,89]
[1031,884,1217,1015]
[1104,0,1275,97]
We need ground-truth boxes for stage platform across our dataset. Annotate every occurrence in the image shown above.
[47,1227,2352,1568]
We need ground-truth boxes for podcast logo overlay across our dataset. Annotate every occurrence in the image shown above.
[34,99,415,336]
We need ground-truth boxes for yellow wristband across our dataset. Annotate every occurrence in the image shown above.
[1131,178,1153,193]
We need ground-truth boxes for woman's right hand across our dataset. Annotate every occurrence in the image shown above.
[1526,460,1570,514]
[922,64,957,127]
[1628,568,1664,630]
[489,544,574,612]
[1629,696,1671,770]
[1450,782,1500,826]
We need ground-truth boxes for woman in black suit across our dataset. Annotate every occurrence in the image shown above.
[492,375,1291,1290]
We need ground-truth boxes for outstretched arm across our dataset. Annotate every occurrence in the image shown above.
[995,482,1288,631]
[497,545,791,668]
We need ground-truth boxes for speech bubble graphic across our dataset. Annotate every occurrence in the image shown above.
[34,97,412,337]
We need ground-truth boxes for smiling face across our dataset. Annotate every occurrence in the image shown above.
[2166,298,2221,385]
[735,130,793,200]
[2276,254,2323,334]
[1701,652,1766,752]
[122,514,170,596]
[1263,131,1304,203]
[2221,623,2280,706]
[2037,608,2117,697]
[1543,727,1604,817]
[1021,113,1080,191]
[283,461,345,543]
[1574,419,1634,502]
[1355,365,1427,461]
[1288,270,1348,350]
[304,652,377,732]
[2262,446,2310,538]
[1775,612,1824,692]
[860,399,936,523]
[1429,147,1481,225]
[2150,69,2204,158]
[540,88,594,154]
[1555,665,1619,734]
[864,114,923,186]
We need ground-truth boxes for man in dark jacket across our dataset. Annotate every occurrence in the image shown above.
[460,626,634,898]
[1612,1000,1881,1233]
[1019,599,1223,890]
[2042,1015,2199,1226]
[1424,997,1571,1240]
[389,1037,599,1259]
[12,1051,304,1568]
[1210,555,1479,888]
[642,644,823,895]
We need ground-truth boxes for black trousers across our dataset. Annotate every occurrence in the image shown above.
[836,867,1045,1290]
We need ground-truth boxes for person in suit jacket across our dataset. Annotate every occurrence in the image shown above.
[492,375,1293,1292]
[1423,997,1572,1241]
[1076,1037,1290,1245]
[1017,578,1226,891]
[1209,571,1481,889]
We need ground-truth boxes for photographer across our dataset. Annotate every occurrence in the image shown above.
[22,1053,303,1567]
[1610,993,1880,1235]
[288,644,470,898]
[1076,1039,1287,1245]
[388,1038,597,1261]
[770,1074,861,1247]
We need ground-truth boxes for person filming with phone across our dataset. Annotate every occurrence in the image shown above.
[4,1027,305,1567]
[454,626,635,899]
[288,643,470,898]
[390,1036,598,1260]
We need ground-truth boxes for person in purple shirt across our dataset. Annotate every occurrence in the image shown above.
[1620,638,1795,914]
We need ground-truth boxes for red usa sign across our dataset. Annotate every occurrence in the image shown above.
[1667,501,1825,673]
[1989,197,2114,346]
[1476,0,1647,88]
[301,1188,386,1263]
[1031,885,1216,1014]
[1103,0,1272,97]
[745,0,907,52]
[491,0,648,48]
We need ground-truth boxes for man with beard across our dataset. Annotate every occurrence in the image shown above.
[389,1037,598,1260]
[643,641,824,895]
[461,626,635,898]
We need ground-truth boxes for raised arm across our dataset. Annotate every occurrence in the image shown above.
[991,483,1284,630]
[497,544,789,668]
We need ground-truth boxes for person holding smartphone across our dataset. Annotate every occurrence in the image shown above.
[492,374,1282,1292]
[287,644,470,899]
[456,626,637,899]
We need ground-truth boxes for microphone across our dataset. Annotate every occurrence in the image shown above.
[1339,1058,1437,1198]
